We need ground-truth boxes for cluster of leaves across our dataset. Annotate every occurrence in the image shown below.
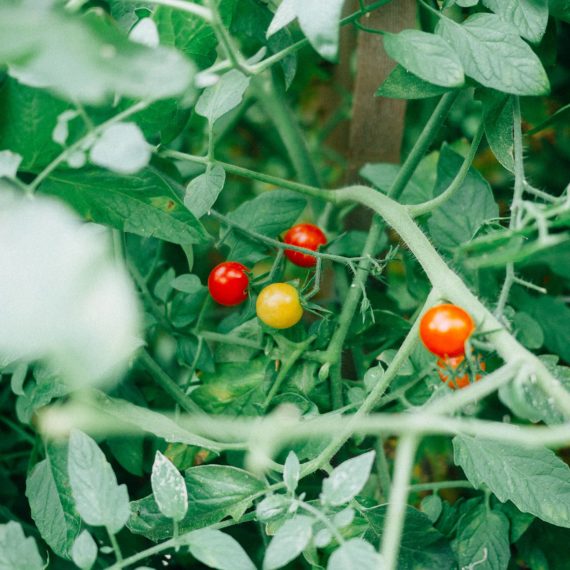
[0,0,570,569]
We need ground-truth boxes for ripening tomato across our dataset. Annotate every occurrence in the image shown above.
[208,262,249,306]
[256,283,303,329]
[437,355,486,390]
[283,223,327,268]
[419,304,474,357]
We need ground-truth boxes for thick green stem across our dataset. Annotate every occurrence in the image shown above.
[379,434,418,568]
[262,347,305,410]
[496,97,524,319]
[322,92,459,407]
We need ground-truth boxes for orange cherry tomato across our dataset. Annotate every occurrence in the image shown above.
[437,355,486,390]
[283,223,327,268]
[419,304,474,358]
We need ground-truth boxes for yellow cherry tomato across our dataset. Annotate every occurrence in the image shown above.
[256,283,303,329]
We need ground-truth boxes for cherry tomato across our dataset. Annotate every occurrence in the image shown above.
[256,283,303,329]
[437,355,486,390]
[283,223,327,268]
[208,262,249,306]
[419,304,474,357]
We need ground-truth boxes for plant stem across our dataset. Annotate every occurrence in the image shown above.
[375,437,392,501]
[496,97,524,319]
[107,528,123,563]
[209,209,356,264]
[408,119,485,217]
[163,150,329,201]
[139,350,205,415]
[251,75,321,188]
[204,0,248,73]
[262,347,305,410]
[297,500,346,546]
[379,434,418,568]
[197,330,264,350]
[409,480,474,492]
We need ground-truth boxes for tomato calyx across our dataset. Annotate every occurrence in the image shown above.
[283,223,327,268]
[207,261,250,307]
[437,354,486,390]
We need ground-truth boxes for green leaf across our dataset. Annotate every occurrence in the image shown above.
[196,70,250,124]
[437,13,550,96]
[283,451,300,494]
[321,451,375,507]
[267,0,296,37]
[328,538,384,570]
[129,465,265,541]
[26,443,81,559]
[186,528,256,570]
[421,494,443,523]
[155,0,237,69]
[428,145,499,250]
[225,190,307,264]
[499,355,570,425]
[151,451,188,522]
[0,6,195,105]
[363,504,455,568]
[383,31,464,88]
[71,530,98,570]
[0,522,45,570]
[377,65,454,99]
[40,168,209,246]
[478,89,514,172]
[0,78,73,171]
[68,429,130,533]
[482,0,549,43]
[453,435,570,527]
[89,123,151,175]
[513,294,570,363]
[263,515,313,570]
[513,312,544,350]
[91,391,221,452]
[191,359,267,415]
[453,502,510,569]
[295,0,346,61]
[185,165,226,219]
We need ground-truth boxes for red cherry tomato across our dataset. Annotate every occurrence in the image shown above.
[419,304,474,357]
[283,223,327,268]
[208,262,249,306]
[437,355,486,390]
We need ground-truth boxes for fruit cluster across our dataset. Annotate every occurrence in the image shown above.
[419,304,484,389]
[207,223,326,329]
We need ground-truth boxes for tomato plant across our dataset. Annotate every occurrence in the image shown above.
[0,1,570,570]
